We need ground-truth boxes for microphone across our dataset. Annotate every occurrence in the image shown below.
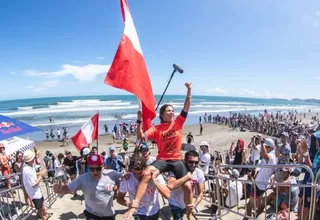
[173,64,184,74]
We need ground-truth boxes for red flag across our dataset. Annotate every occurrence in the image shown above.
[71,113,99,151]
[105,0,156,131]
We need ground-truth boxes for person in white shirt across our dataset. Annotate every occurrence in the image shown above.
[223,169,243,208]
[199,141,211,175]
[22,150,48,220]
[248,135,261,165]
[156,150,205,220]
[117,152,170,220]
[244,137,277,220]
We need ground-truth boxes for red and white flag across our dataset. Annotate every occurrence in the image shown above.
[71,113,99,151]
[105,0,156,131]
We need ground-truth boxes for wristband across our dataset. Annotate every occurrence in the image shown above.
[136,120,142,124]
[303,152,309,157]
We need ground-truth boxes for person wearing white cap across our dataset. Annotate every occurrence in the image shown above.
[22,150,48,220]
[199,141,211,175]
[244,137,277,220]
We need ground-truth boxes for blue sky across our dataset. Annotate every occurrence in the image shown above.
[1,0,320,100]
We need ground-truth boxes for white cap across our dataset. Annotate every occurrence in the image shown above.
[264,138,275,148]
[82,147,90,156]
[200,141,210,147]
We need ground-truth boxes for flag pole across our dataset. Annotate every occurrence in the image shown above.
[96,111,99,154]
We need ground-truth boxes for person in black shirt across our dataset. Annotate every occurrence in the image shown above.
[63,151,78,181]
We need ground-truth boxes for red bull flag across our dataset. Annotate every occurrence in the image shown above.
[0,114,41,141]
[104,0,156,131]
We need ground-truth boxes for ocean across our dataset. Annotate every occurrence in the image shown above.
[0,95,319,141]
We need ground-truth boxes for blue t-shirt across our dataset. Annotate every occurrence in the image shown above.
[104,155,123,172]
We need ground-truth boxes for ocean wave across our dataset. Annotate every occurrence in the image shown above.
[17,106,34,110]
[49,101,131,109]
[3,105,140,116]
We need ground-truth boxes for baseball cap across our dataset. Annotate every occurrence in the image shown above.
[24,150,35,163]
[109,146,116,151]
[139,142,149,151]
[264,138,275,148]
[82,147,91,156]
[119,149,126,154]
[281,132,289,137]
[200,141,210,147]
[87,154,104,166]
[228,169,240,179]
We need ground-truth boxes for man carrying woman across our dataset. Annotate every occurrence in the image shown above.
[124,83,194,220]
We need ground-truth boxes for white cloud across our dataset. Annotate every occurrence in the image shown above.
[96,57,105,60]
[206,87,227,95]
[24,64,110,82]
[25,79,60,92]
[10,71,17,75]
[241,89,285,99]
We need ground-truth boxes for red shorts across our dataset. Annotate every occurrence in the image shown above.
[1,165,11,177]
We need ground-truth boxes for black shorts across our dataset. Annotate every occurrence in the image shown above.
[150,160,188,179]
[250,185,265,198]
[84,210,115,220]
[32,197,44,209]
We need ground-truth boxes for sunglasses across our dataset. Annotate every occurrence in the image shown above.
[89,167,102,172]
[187,161,199,165]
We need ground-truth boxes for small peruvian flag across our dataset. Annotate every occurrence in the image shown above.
[71,113,99,151]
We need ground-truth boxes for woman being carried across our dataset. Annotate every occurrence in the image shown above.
[124,83,194,220]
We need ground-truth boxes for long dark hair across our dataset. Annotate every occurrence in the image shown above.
[159,104,173,123]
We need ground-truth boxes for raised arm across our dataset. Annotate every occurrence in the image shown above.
[182,82,192,113]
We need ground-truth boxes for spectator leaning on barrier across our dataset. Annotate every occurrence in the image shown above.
[244,137,277,220]
[297,131,320,220]
[22,150,48,220]
[117,152,169,220]
[199,141,211,175]
[54,154,122,220]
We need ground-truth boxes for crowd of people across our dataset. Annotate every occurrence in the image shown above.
[1,82,320,220]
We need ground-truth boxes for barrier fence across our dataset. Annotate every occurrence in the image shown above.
[0,168,67,220]
[202,163,318,220]
[1,162,320,220]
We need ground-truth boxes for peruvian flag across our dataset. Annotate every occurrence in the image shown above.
[71,113,99,151]
[105,0,156,131]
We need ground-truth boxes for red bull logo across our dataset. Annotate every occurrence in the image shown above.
[0,122,15,128]
[0,121,22,134]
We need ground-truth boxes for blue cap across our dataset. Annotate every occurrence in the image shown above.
[109,146,116,151]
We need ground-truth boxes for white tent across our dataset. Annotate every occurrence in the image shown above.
[0,137,35,157]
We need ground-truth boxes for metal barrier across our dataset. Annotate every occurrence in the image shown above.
[0,167,67,220]
[203,164,317,220]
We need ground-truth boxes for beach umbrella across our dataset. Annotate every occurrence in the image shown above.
[0,114,41,141]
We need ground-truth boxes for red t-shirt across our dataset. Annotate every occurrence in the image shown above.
[145,114,186,161]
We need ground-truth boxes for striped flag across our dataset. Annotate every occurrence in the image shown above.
[71,113,99,151]
[104,0,156,131]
